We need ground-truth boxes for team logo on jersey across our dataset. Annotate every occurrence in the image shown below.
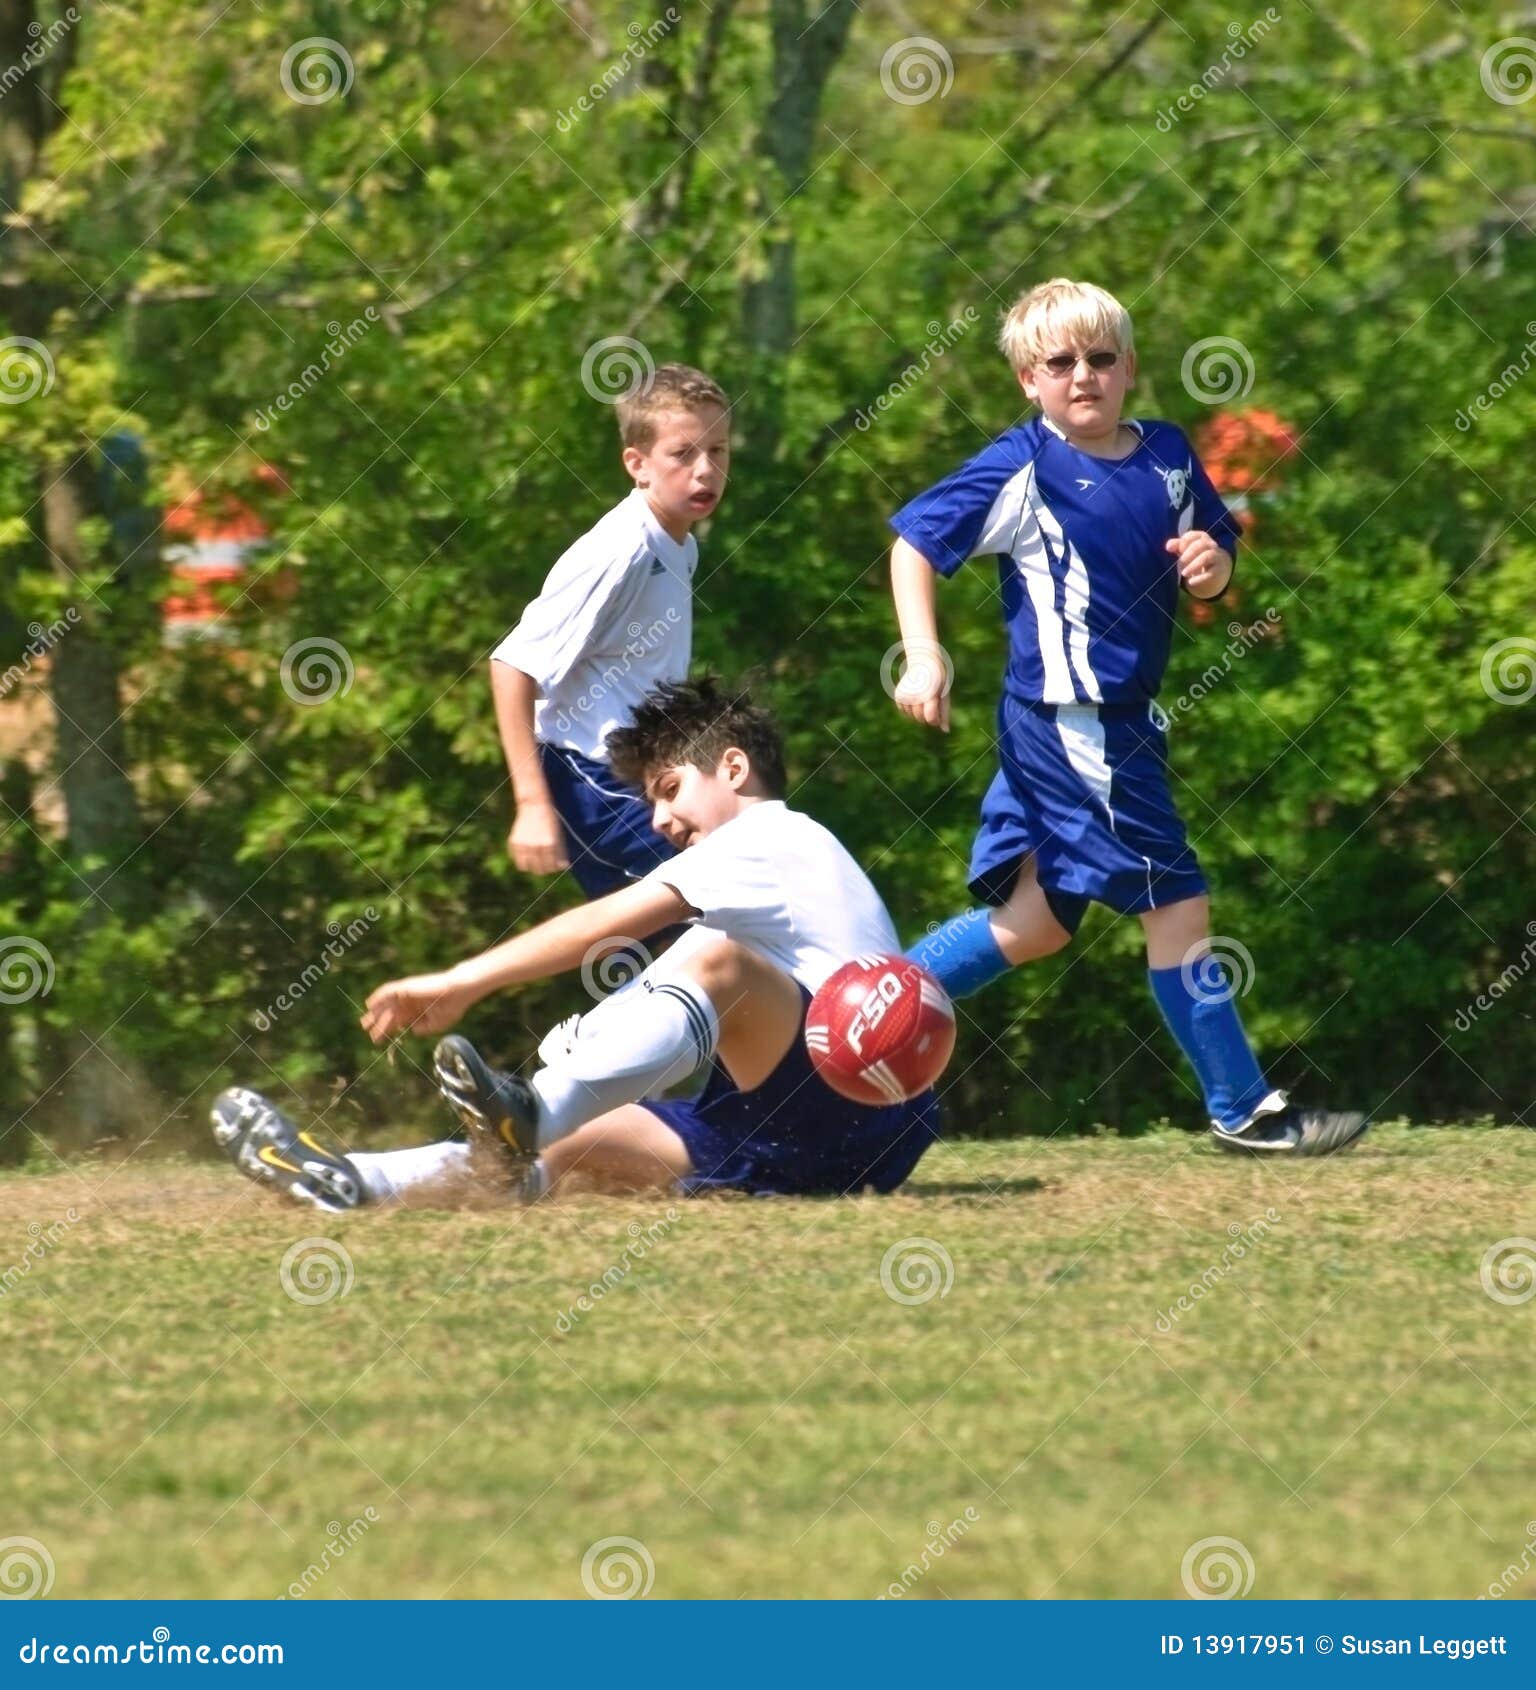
[1162,467,1189,510]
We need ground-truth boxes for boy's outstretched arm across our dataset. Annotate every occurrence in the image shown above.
[890,537,951,733]
[491,659,570,875]
[360,879,692,1042]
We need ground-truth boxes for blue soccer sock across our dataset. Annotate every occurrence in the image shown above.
[1149,957,1273,1129]
[906,907,1012,1000]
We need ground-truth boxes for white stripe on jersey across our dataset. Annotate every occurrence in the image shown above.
[979,460,1102,705]
[980,463,1075,701]
[1033,498,1103,704]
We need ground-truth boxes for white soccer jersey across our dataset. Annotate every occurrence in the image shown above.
[492,489,696,763]
[640,800,902,992]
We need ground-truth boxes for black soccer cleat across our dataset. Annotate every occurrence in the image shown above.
[211,1086,365,1211]
[1210,1091,1370,1157]
[433,1034,540,1164]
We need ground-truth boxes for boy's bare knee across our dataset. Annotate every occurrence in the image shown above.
[1140,895,1211,970]
[675,936,752,995]
[993,869,1074,963]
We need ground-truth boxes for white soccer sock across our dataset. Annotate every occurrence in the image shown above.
[349,1141,472,1204]
[530,977,718,1147]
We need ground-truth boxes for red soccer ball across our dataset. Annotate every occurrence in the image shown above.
[804,955,955,1106]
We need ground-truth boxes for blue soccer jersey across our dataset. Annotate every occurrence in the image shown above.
[889,416,1240,705]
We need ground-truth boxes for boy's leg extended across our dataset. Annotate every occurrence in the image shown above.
[1142,895,1273,1130]
[908,852,1074,997]
[1143,898,1369,1153]
[531,935,803,1142]
[436,936,807,1195]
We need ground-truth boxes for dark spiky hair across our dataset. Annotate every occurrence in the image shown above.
[606,675,786,798]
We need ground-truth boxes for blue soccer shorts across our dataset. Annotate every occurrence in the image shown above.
[537,742,677,899]
[966,694,1207,933]
[645,991,939,1197]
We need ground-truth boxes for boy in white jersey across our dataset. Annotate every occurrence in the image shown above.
[211,679,938,1205]
[492,364,730,894]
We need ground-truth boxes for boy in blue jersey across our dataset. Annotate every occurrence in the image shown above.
[491,364,730,896]
[892,278,1365,1156]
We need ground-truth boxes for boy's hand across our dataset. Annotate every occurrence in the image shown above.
[361,971,475,1043]
[1166,531,1233,599]
[892,644,952,733]
[509,802,570,875]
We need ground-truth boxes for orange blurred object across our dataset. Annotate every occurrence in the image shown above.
[161,463,293,643]
[1185,408,1299,621]
[1194,408,1301,495]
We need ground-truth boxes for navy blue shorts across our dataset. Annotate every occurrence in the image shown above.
[645,992,939,1197]
[967,694,1206,932]
[538,742,677,899]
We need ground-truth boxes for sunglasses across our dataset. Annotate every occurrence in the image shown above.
[1038,350,1121,377]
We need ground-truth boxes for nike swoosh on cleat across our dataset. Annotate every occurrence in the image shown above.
[258,1145,302,1175]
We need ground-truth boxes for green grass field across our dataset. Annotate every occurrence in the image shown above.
[4,1125,1534,1601]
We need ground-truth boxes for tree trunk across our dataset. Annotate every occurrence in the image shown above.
[738,0,859,462]
[42,457,140,870]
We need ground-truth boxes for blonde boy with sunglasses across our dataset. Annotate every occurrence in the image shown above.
[890,278,1364,1155]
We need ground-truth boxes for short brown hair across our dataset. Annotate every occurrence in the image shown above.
[615,362,730,449]
[607,675,787,799]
